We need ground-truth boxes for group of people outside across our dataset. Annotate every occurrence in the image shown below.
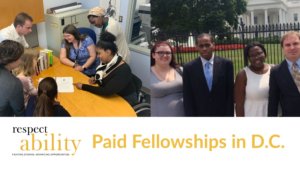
[151,31,300,117]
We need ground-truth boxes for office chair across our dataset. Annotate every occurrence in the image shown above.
[78,27,97,44]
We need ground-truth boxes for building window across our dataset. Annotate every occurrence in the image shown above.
[294,13,298,22]
[254,16,258,24]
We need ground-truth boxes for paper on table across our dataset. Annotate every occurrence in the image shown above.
[55,77,74,93]
[38,77,74,93]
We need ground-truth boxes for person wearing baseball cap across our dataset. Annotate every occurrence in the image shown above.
[88,7,130,63]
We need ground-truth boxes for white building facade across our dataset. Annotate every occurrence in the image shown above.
[241,0,300,26]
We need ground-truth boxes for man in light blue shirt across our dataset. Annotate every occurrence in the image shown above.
[268,31,300,116]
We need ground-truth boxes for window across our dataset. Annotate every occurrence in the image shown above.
[294,13,298,22]
[254,16,258,25]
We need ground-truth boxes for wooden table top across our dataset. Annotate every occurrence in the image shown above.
[33,56,136,117]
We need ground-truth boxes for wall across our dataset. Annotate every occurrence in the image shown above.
[129,48,150,89]
[287,8,299,23]
[79,0,99,8]
[119,0,130,33]
[38,0,99,48]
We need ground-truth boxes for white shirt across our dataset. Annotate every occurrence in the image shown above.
[0,33,4,43]
[105,17,130,63]
[0,24,29,48]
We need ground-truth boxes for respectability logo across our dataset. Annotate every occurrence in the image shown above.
[12,126,81,156]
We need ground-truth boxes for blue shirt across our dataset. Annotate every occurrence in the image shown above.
[285,58,300,74]
[200,54,215,75]
[62,36,99,76]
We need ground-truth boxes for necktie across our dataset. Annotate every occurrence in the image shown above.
[204,62,213,91]
[291,63,300,92]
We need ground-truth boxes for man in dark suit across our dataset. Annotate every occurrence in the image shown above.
[268,31,300,116]
[183,33,234,116]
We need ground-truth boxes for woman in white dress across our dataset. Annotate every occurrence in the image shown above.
[150,41,184,116]
[234,42,271,117]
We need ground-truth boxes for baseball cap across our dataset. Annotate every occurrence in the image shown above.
[88,7,106,17]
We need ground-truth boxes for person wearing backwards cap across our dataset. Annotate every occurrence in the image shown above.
[88,7,130,63]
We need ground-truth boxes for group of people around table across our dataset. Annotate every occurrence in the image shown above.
[0,7,138,117]
[151,31,300,117]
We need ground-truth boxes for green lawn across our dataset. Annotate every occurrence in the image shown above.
[175,43,284,77]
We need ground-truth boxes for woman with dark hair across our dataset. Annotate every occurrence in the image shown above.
[60,24,99,77]
[234,42,271,117]
[33,77,70,117]
[150,41,184,116]
[74,32,138,106]
[0,40,24,116]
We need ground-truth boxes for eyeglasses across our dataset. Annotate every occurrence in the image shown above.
[154,51,172,57]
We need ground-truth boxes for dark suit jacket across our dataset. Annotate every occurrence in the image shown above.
[183,56,234,116]
[268,60,300,116]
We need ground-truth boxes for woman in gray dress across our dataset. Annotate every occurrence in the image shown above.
[150,41,184,116]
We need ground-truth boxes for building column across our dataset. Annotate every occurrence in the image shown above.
[251,11,254,25]
[264,9,268,25]
[279,9,283,24]
[283,11,287,23]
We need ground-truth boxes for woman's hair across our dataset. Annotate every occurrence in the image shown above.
[33,77,58,116]
[0,40,24,65]
[244,41,267,59]
[13,49,39,76]
[62,24,86,58]
[150,41,178,68]
[96,31,118,56]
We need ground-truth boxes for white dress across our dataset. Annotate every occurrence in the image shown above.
[244,65,271,116]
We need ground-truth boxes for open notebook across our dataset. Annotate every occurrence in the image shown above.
[39,77,74,93]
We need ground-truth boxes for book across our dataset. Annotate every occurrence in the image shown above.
[37,49,53,73]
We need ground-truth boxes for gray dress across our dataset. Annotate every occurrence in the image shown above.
[150,69,184,116]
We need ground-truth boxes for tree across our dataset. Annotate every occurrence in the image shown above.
[151,0,247,35]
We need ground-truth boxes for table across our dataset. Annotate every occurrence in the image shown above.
[33,57,136,117]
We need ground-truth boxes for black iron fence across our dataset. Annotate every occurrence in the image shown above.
[152,23,300,75]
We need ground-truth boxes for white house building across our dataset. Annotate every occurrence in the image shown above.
[241,0,300,26]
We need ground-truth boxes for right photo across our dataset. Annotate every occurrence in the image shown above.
[150,0,300,116]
